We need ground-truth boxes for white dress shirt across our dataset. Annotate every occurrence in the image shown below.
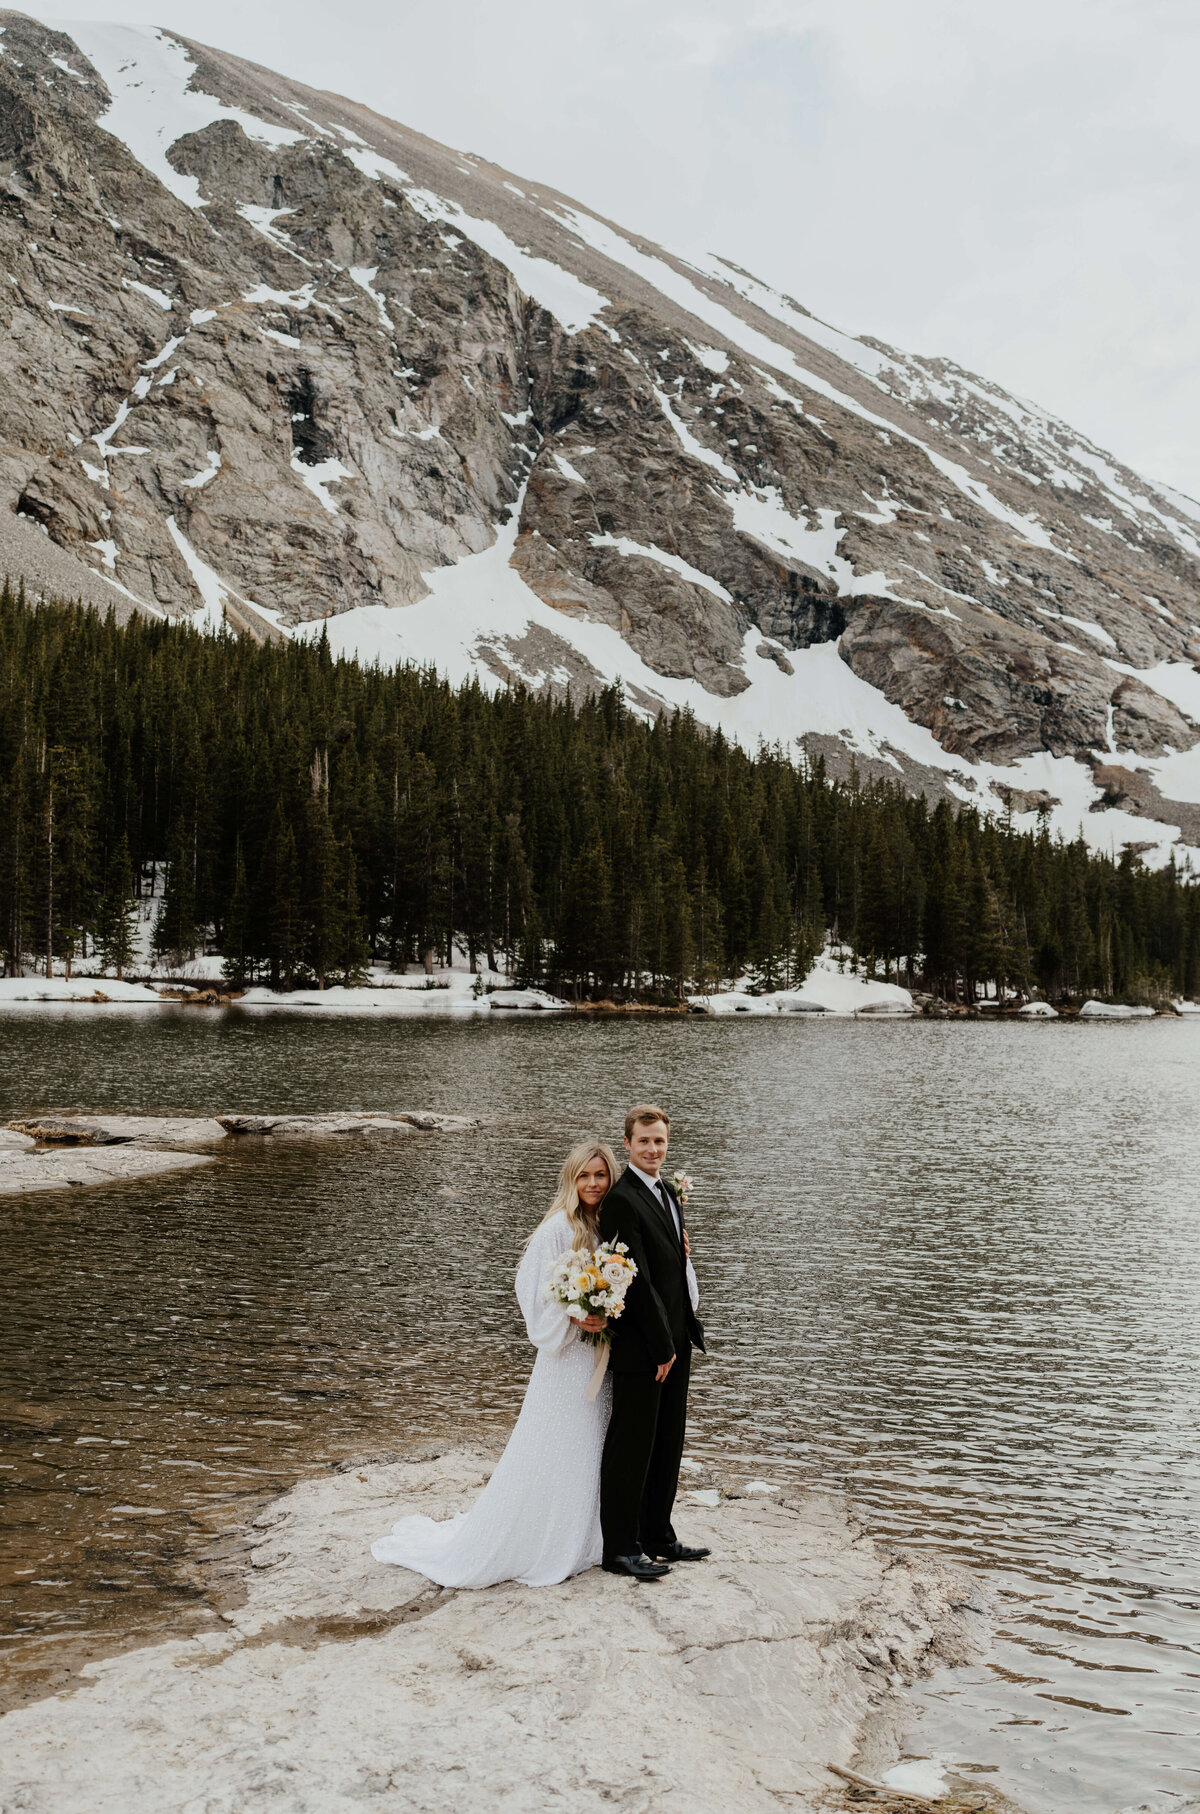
[629,1163,682,1241]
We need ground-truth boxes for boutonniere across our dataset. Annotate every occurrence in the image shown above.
[671,1170,693,1206]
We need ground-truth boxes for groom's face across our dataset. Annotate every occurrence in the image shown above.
[625,1119,669,1176]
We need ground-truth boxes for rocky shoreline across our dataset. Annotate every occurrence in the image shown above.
[0,1111,482,1195]
[2,968,1194,1021]
[0,1445,1012,1814]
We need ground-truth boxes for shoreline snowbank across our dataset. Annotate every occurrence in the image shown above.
[0,1445,999,1813]
[1,964,1193,1021]
[689,955,915,1018]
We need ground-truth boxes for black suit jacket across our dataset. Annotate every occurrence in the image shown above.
[598,1167,705,1374]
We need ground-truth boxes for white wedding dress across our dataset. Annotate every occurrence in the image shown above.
[370,1211,612,1588]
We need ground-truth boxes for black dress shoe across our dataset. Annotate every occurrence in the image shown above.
[647,1541,710,1562]
[602,1552,671,1580]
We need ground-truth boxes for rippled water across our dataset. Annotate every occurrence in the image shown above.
[1,1009,1198,1810]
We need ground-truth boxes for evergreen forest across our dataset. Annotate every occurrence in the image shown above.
[2,581,1198,1005]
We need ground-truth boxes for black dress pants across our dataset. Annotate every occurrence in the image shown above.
[600,1346,691,1558]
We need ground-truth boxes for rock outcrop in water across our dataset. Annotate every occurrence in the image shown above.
[2,12,1200,856]
[0,1445,993,1812]
[0,1109,482,1193]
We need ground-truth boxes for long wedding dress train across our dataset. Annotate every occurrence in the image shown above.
[370,1212,611,1588]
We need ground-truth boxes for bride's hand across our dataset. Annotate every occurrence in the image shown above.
[683,1230,691,1258]
[579,1314,606,1333]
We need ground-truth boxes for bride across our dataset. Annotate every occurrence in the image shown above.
[371,1140,621,1588]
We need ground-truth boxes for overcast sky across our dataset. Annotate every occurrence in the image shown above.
[49,0,1200,499]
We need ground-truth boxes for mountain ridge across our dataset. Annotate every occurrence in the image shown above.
[3,10,1200,862]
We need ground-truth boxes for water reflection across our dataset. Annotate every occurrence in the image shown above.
[1,1011,1198,1810]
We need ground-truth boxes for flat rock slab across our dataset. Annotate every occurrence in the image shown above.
[0,1145,214,1196]
[6,1115,227,1148]
[0,1446,989,1813]
[217,1111,480,1137]
[0,1128,35,1148]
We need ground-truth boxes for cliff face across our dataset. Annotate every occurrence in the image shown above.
[3,12,1200,856]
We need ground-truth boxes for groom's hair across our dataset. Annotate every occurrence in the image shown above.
[624,1103,670,1140]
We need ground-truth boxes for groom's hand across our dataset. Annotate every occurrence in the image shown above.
[655,1355,676,1382]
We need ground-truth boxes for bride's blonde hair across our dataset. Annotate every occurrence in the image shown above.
[536,1140,619,1249]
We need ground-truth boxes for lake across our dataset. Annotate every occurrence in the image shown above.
[1,1008,1197,1811]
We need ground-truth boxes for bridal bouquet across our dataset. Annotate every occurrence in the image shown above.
[545,1242,637,1348]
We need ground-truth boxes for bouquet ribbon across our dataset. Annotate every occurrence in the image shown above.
[585,1340,610,1402]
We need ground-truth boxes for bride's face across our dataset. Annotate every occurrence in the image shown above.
[575,1158,611,1208]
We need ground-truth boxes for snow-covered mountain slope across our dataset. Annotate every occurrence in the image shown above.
[3,12,1200,864]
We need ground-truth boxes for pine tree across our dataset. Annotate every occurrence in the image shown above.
[154,816,199,971]
[337,839,370,984]
[660,854,694,1001]
[304,754,341,990]
[95,833,139,979]
[0,584,1195,1009]
[222,842,250,987]
[268,819,302,991]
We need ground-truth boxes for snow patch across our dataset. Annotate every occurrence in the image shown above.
[728,489,892,596]
[334,142,609,336]
[238,205,308,260]
[142,334,183,372]
[689,957,913,1018]
[181,451,221,491]
[235,982,565,1017]
[402,188,609,336]
[1059,612,1116,648]
[1078,1000,1156,1019]
[654,386,737,480]
[348,266,392,332]
[682,340,729,374]
[589,534,732,601]
[125,277,172,310]
[165,516,230,630]
[1037,606,1116,648]
[1105,659,1200,725]
[68,24,302,211]
[882,1759,950,1799]
[693,256,899,383]
[338,144,411,186]
[291,453,353,514]
[242,283,317,309]
[552,205,1058,551]
[0,976,162,1005]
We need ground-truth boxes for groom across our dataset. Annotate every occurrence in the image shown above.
[599,1104,708,1581]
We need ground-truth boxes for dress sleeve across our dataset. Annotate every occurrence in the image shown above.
[686,1256,700,1313]
[514,1216,576,1356]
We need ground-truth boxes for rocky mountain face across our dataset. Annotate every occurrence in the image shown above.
[3,11,1200,859]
